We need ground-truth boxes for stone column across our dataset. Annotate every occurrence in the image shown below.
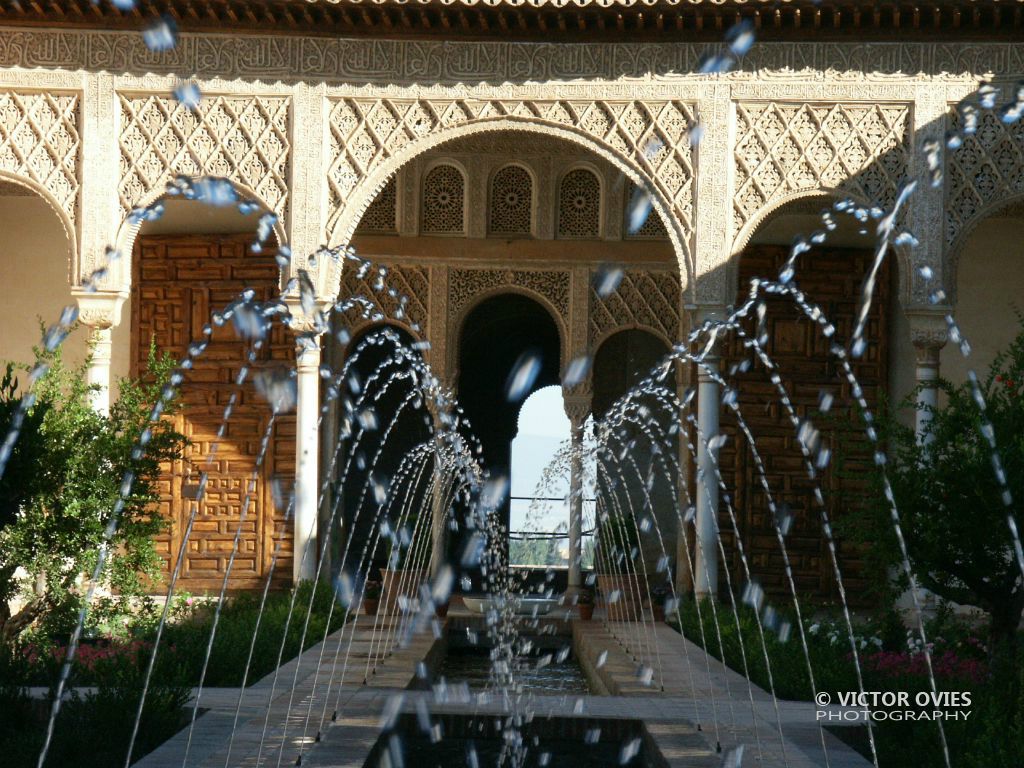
[908,311,949,445]
[73,290,127,416]
[563,392,592,591]
[694,354,720,598]
[294,334,322,583]
[675,363,695,595]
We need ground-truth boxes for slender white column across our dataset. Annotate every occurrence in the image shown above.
[568,424,584,590]
[694,356,720,598]
[675,370,694,595]
[86,327,114,415]
[74,290,126,416]
[914,345,941,444]
[294,337,322,583]
[563,393,591,591]
[908,311,948,447]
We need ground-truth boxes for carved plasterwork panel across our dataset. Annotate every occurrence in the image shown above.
[489,164,532,236]
[338,262,429,339]
[0,30,1014,84]
[0,90,79,226]
[355,176,397,234]
[449,268,570,327]
[945,107,1024,248]
[590,268,681,348]
[118,94,290,217]
[326,98,695,257]
[557,167,601,239]
[421,163,466,235]
[733,102,910,247]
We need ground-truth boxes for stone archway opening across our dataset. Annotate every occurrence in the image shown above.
[0,178,84,378]
[720,195,890,606]
[591,329,675,581]
[945,198,1024,386]
[457,292,561,586]
[332,127,685,597]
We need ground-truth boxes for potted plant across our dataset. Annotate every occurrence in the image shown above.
[576,589,595,621]
[379,512,431,614]
[648,581,670,622]
[362,580,382,616]
[595,510,643,620]
[435,598,450,618]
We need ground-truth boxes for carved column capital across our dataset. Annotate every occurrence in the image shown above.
[690,303,727,365]
[73,288,128,329]
[563,391,592,430]
[285,294,332,340]
[906,307,949,363]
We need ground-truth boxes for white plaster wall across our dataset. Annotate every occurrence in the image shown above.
[0,194,91,377]
[944,215,1024,385]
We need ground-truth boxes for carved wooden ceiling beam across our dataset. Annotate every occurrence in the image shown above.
[1,0,1023,42]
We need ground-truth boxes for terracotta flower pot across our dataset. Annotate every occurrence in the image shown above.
[596,572,643,620]
[652,604,666,622]
[362,598,379,616]
[578,604,594,621]
[435,601,450,618]
[379,568,428,614]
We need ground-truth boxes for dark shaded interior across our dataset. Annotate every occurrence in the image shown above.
[332,325,435,580]
[455,293,561,586]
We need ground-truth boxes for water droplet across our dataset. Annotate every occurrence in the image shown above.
[619,738,642,764]
[193,177,239,207]
[726,19,755,56]
[252,367,297,414]
[594,266,624,297]
[723,744,745,768]
[564,356,592,388]
[626,186,654,234]
[505,351,541,402]
[143,16,177,51]
[173,81,201,110]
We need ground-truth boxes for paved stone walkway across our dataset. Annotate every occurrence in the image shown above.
[133,605,872,768]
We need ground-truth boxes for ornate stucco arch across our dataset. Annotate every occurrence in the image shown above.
[593,323,673,357]
[448,284,567,384]
[0,169,77,285]
[945,193,1024,306]
[324,101,696,299]
[112,177,289,292]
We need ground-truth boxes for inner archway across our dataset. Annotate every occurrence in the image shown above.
[457,292,561,575]
[0,178,88,376]
[130,196,290,590]
[721,195,889,605]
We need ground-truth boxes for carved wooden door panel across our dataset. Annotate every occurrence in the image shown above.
[134,234,294,591]
[717,244,888,605]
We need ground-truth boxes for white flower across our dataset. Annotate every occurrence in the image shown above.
[809,623,820,635]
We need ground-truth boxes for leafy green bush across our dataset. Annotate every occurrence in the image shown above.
[0,639,188,768]
[154,580,346,687]
[670,598,1022,768]
[0,343,186,644]
[837,324,1024,654]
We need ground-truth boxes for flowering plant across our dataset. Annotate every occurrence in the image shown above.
[840,321,1024,659]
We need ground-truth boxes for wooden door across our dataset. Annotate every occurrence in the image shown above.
[716,244,889,605]
[134,234,295,591]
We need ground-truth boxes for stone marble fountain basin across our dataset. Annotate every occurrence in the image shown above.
[462,596,559,615]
